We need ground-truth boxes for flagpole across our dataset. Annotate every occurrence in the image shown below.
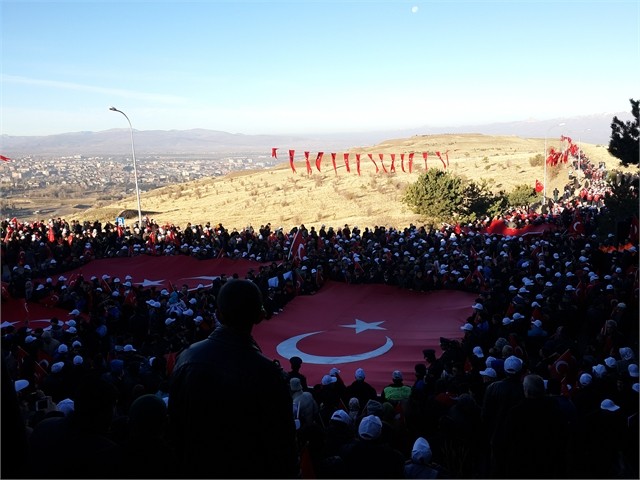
[543,122,566,205]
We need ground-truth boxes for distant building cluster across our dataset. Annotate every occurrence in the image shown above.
[1,153,279,212]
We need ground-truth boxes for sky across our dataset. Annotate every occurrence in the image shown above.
[1,0,639,137]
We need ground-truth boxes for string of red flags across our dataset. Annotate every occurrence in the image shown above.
[275,148,451,175]
[546,135,579,167]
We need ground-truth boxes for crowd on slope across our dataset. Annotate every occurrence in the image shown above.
[1,167,639,479]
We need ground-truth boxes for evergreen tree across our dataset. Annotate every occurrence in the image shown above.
[608,98,639,166]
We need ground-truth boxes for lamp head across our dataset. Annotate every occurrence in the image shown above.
[109,106,117,112]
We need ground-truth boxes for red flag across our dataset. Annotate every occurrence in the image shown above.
[0,155,11,162]
[569,210,585,236]
[343,153,351,173]
[288,150,296,173]
[271,148,278,159]
[304,151,312,175]
[378,153,388,173]
[400,153,406,173]
[315,152,324,172]
[535,180,543,193]
[422,152,429,170]
[389,153,396,173]
[48,226,55,243]
[356,153,361,176]
[408,152,414,173]
[435,151,446,169]
[288,230,306,261]
[549,349,577,385]
[367,153,379,173]
[330,153,337,175]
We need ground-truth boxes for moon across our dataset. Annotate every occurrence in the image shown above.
[411,6,419,13]
[276,331,394,365]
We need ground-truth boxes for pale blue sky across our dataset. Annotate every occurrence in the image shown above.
[1,0,639,136]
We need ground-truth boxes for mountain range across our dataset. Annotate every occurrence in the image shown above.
[0,112,628,157]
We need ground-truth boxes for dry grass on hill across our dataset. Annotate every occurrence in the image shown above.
[70,133,630,231]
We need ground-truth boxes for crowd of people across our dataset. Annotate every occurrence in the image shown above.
[1,165,639,478]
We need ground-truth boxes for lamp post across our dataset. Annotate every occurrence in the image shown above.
[543,122,566,205]
[109,107,143,229]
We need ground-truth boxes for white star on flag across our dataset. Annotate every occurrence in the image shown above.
[137,279,165,287]
[340,318,386,334]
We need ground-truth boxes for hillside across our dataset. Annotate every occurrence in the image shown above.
[66,133,630,230]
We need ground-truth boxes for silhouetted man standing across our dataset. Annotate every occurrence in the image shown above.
[168,279,299,478]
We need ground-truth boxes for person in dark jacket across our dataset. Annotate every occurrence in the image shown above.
[481,355,525,477]
[503,374,569,478]
[168,279,299,478]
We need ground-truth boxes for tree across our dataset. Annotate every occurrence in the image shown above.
[598,172,639,241]
[507,184,538,209]
[403,170,504,224]
[608,98,639,166]
[403,170,466,224]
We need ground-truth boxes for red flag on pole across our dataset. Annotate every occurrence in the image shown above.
[343,153,351,173]
[315,152,324,172]
[377,153,388,173]
[435,151,446,169]
[367,153,379,173]
[304,151,312,175]
[535,180,543,193]
[288,150,296,173]
[400,153,406,173]
[330,153,337,175]
[356,154,361,176]
[271,148,278,159]
[0,155,11,162]
[389,153,396,173]
[408,152,414,173]
[288,230,307,261]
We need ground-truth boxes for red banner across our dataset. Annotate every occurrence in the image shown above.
[343,153,351,173]
[288,150,296,173]
[315,152,324,172]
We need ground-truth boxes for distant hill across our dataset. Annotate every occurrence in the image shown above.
[0,112,627,157]
[62,133,630,231]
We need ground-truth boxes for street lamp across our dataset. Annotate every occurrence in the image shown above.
[109,106,143,229]
[543,122,566,205]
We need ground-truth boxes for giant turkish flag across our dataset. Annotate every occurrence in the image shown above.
[254,281,475,391]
